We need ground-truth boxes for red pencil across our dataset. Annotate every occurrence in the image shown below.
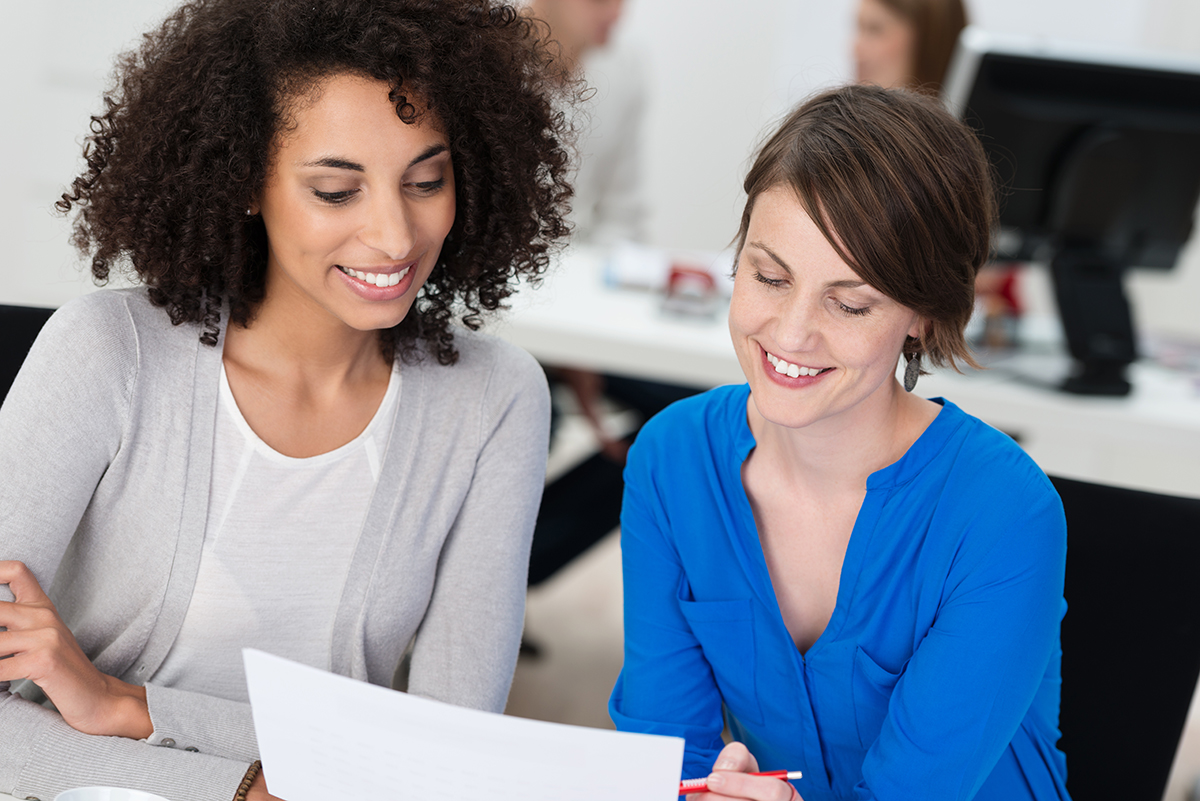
[678,769,803,795]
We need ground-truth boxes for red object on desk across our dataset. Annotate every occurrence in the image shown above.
[678,769,803,795]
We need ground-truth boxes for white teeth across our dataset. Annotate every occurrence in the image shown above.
[342,266,410,287]
[765,351,825,378]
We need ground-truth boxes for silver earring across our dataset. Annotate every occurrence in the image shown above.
[245,208,253,216]
[904,354,920,393]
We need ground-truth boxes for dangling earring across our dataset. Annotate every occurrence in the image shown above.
[904,353,920,393]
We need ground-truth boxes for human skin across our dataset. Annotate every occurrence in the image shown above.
[0,71,458,801]
[526,0,625,66]
[693,185,939,801]
[853,0,917,89]
[226,72,456,460]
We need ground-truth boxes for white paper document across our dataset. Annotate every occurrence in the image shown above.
[242,649,685,801]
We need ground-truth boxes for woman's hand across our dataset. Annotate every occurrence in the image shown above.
[687,742,802,801]
[0,560,152,738]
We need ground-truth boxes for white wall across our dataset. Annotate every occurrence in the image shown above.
[3,0,1200,337]
[614,0,1200,338]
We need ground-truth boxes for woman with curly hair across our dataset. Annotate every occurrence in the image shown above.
[0,1,571,799]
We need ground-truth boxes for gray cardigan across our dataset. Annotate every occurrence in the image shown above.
[0,288,550,801]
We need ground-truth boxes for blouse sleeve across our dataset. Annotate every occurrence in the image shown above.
[856,469,1067,801]
[405,344,551,713]
[608,431,728,780]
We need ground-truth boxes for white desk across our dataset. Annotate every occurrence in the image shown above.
[490,247,1200,500]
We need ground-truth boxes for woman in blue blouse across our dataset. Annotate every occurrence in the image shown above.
[609,85,1069,801]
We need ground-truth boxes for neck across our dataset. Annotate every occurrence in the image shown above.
[747,381,935,494]
[224,285,389,389]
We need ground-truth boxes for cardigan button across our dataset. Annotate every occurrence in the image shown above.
[161,737,176,747]
[184,746,200,752]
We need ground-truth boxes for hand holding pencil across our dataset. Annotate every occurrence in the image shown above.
[681,742,803,800]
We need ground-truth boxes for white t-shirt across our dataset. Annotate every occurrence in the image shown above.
[151,364,399,702]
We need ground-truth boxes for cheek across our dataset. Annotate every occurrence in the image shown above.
[727,282,763,339]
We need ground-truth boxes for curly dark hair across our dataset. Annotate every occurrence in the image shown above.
[56,0,574,364]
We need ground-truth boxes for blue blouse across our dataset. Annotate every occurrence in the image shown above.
[609,385,1069,801]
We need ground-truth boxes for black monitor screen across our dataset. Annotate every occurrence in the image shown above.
[944,29,1200,271]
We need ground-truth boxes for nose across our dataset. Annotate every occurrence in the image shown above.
[773,294,821,354]
[361,192,415,261]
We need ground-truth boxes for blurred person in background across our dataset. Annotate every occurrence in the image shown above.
[853,0,967,93]
[523,0,700,597]
[527,0,644,245]
[854,0,1019,347]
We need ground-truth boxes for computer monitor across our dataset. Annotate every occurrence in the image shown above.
[943,28,1200,395]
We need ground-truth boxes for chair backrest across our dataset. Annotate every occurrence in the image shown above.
[1052,475,1200,801]
[0,304,55,404]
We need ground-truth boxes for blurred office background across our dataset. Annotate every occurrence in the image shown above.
[4,0,1200,337]
[3,1,1200,799]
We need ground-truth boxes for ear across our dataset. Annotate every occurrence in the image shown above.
[907,315,927,341]
[246,200,261,216]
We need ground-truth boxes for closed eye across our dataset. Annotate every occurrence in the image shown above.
[312,189,356,205]
[837,300,871,316]
[409,178,447,195]
[753,271,786,288]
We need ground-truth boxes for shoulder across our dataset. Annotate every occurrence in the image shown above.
[629,384,748,484]
[939,401,1056,496]
[638,384,746,446]
[41,287,197,355]
[404,328,550,420]
[28,289,144,378]
[926,400,1066,555]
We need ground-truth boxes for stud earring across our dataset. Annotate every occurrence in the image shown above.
[904,353,920,393]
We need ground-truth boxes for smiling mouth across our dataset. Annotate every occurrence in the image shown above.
[766,351,833,378]
[338,264,412,288]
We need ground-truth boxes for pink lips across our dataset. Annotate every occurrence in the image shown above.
[336,261,418,301]
[761,346,831,387]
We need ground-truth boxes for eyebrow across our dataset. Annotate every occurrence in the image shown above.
[300,144,449,172]
[747,240,867,289]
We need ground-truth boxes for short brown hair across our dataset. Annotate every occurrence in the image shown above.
[881,0,968,92]
[735,84,996,372]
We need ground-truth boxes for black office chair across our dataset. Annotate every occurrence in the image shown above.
[0,304,55,404]
[1053,475,1200,801]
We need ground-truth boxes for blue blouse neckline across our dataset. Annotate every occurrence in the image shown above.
[726,384,966,492]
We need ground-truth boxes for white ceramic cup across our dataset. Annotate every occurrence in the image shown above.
[54,788,171,801]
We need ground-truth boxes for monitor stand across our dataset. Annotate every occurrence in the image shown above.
[1049,249,1135,396]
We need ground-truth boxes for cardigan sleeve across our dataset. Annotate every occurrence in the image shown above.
[405,343,550,713]
[855,468,1067,801]
[0,297,132,615]
[607,429,728,781]
[0,295,256,801]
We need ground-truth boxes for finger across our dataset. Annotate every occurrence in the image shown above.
[0,625,71,669]
[712,741,759,773]
[0,599,59,631]
[703,772,797,801]
[0,647,38,682]
[0,561,52,605]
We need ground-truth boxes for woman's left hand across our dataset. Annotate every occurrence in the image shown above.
[687,742,802,801]
[0,560,153,739]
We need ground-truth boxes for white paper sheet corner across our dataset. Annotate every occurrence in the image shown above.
[242,649,684,801]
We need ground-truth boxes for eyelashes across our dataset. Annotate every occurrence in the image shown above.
[313,189,355,205]
[752,271,872,317]
[311,178,447,206]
